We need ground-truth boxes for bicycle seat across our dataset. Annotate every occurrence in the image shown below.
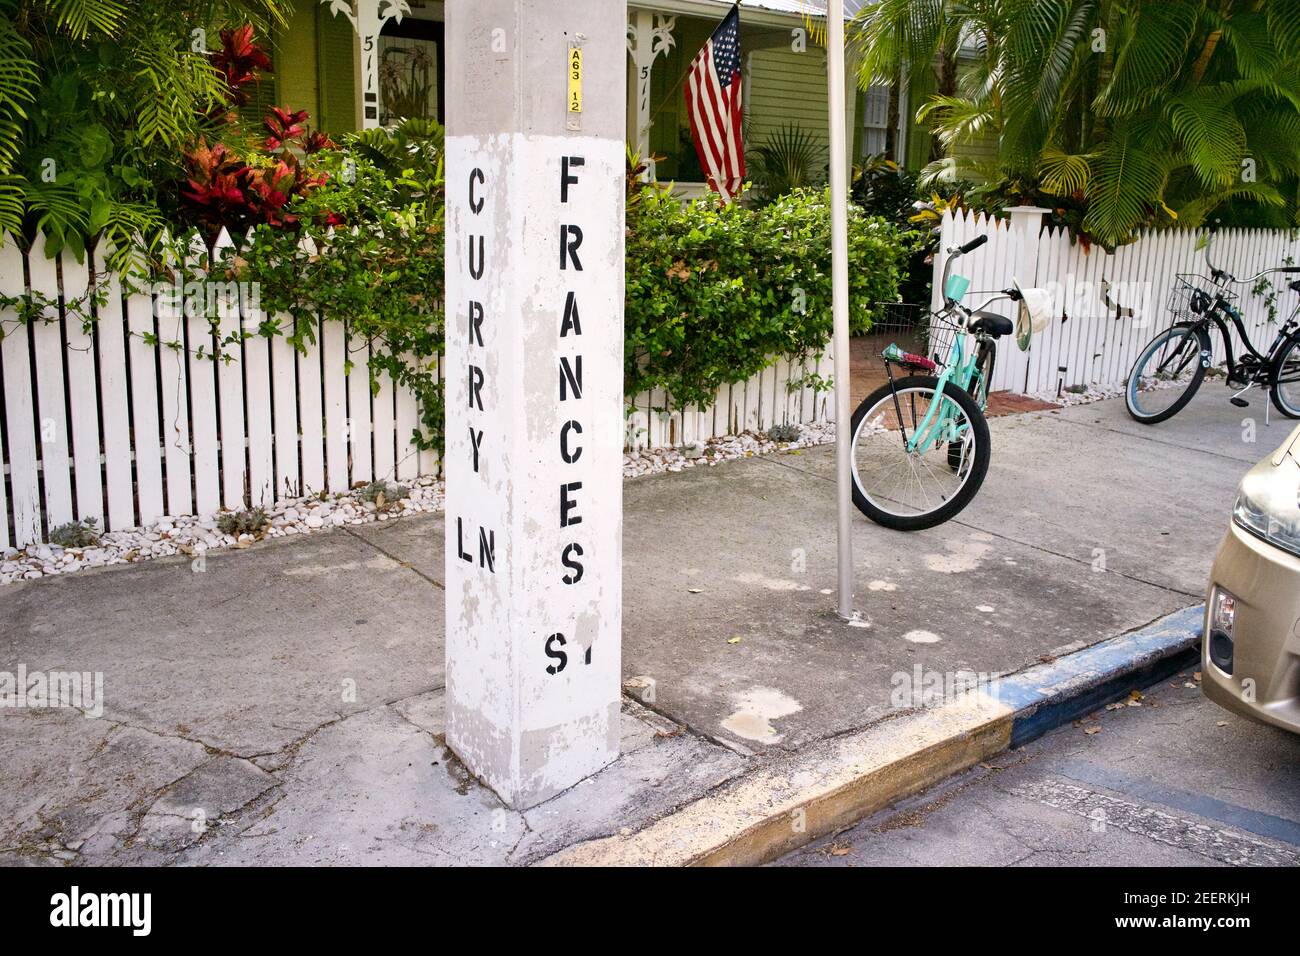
[1289,279,1300,294]
[970,312,1013,338]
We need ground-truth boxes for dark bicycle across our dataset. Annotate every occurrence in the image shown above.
[1126,238,1300,424]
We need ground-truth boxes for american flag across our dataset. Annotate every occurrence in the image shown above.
[685,4,745,203]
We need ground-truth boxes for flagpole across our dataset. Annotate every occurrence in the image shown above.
[825,0,854,621]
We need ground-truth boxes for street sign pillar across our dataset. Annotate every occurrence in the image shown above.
[443,0,626,809]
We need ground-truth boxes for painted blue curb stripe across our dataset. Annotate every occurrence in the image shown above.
[994,604,1204,748]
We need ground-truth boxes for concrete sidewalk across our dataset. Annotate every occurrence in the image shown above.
[0,389,1266,864]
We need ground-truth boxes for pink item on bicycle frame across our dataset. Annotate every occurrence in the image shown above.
[896,350,936,371]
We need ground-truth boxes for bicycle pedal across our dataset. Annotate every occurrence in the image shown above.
[1229,396,1250,407]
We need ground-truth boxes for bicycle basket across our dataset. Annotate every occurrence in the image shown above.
[1168,274,1233,322]
[924,313,962,368]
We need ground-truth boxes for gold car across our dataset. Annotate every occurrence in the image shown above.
[1203,423,1300,734]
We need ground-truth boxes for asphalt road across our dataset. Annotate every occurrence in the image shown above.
[776,669,1300,867]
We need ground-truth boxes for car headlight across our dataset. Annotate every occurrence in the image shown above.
[1233,485,1300,558]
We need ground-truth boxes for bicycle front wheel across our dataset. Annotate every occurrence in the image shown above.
[1270,333,1300,419]
[1125,323,1208,424]
[850,375,991,532]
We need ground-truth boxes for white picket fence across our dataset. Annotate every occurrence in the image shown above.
[624,351,833,453]
[934,208,1300,396]
[0,229,831,549]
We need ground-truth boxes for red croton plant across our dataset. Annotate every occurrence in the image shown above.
[181,27,341,237]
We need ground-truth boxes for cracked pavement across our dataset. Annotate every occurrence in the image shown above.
[0,390,1282,865]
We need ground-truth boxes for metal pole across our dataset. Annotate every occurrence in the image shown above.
[826,0,854,620]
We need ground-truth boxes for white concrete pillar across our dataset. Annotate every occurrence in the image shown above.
[443,0,626,809]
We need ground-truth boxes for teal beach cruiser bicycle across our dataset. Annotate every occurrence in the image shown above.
[849,234,1049,531]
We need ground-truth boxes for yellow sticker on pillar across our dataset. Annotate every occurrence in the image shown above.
[568,46,583,114]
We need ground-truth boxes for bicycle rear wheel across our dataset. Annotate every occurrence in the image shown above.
[1126,323,1208,424]
[850,375,991,532]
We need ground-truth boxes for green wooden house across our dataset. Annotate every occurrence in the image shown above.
[247,0,921,191]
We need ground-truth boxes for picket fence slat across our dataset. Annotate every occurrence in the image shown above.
[156,239,193,517]
[296,318,326,495]
[214,231,248,511]
[0,241,34,547]
[395,352,420,481]
[186,251,221,517]
[417,355,441,477]
[241,280,275,509]
[60,250,104,526]
[322,319,349,493]
[28,236,74,529]
[124,253,166,526]
[373,366,396,482]
[270,329,300,499]
[346,326,373,486]
[92,248,135,532]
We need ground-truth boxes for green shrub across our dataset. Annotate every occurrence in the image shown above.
[625,185,913,407]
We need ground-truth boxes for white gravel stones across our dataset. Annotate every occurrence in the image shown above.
[2,423,833,586]
[1027,373,1197,408]
[0,476,446,586]
[621,422,835,479]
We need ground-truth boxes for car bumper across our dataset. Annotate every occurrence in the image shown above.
[1202,521,1300,734]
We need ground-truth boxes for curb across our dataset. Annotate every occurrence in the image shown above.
[539,604,1204,867]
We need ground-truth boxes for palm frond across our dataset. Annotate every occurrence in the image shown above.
[916,95,995,148]
[1210,9,1280,81]
[1083,118,1172,246]
[23,176,87,239]
[1094,0,1202,116]
[1038,147,1094,196]
[40,0,127,39]
[1173,182,1287,228]
[1000,0,1097,167]
[1167,92,1247,189]
[749,123,828,201]
[0,173,25,237]
[849,0,946,87]
[1266,0,1300,61]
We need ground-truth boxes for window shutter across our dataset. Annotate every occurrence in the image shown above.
[316,6,358,135]
[242,63,279,129]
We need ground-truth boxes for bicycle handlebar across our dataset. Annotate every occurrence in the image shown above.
[1204,231,1299,286]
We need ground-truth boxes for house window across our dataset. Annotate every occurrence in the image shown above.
[379,16,445,125]
[860,83,889,159]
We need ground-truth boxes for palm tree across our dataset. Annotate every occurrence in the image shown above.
[849,0,1300,247]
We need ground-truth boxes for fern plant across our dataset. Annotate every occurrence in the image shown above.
[0,0,290,261]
